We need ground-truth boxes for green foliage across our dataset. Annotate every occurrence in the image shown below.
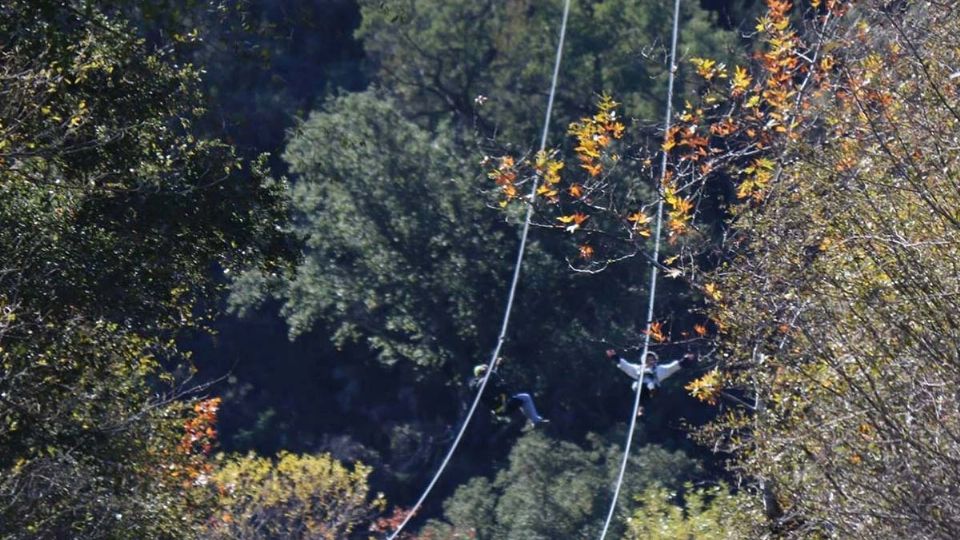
[186,0,367,155]
[0,319,215,539]
[358,0,739,142]
[226,89,683,446]
[625,483,761,539]
[689,2,960,537]
[208,451,383,539]
[0,1,289,537]
[231,90,508,367]
[0,1,287,329]
[419,431,700,539]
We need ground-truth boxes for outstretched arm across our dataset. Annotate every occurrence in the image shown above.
[607,350,644,380]
[655,353,697,383]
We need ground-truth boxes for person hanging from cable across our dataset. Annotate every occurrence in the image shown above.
[469,360,549,426]
[605,348,697,416]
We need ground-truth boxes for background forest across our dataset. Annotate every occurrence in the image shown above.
[2,1,958,539]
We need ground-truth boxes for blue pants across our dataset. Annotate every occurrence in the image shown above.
[511,393,546,424]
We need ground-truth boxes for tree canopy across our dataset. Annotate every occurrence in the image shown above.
[419,431,700,539]
[0,1,287,536]
[19,0,960,538]
[358,0,739,141]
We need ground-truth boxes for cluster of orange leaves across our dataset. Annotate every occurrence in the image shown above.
[488,96,634,260]
[488,156,519,207]
[174,396,221,487]
[565,96,652,249]
[627,208,652,237]
[568,93,624,178]
[646,321,667,343]
[637,0,854,406]
[664,0,850,206]
[489,1,856,271]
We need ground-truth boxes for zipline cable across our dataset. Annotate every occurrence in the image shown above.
[597,0,681,537]
[386,1,572,537]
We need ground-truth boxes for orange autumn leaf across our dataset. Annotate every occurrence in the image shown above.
[568,183,583,198]
[557,212,588,225]
[668,217,688,235]
[691,57,727,81]
[579,244,594,259]
[627,210,651,226]
[605,121,626,139]
[671,197,694,215]
[581,162,603,177]
[647,321,667,343]
[694,323,708,337]
[558,212,589,233]
[710,118,737,137]
[662,126,682,152]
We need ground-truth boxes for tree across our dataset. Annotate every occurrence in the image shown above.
[554,0,960,537]
[230,90,510,369]
[0,320,222,538]
[0,1,286,329]
[208,451,383,539]
[186,0,367,158]
[625,483,761,539]
[227,89,713,464]
[357,0,740,142]
[0,1,287,536]
[418,431,700,539]
[692,2,960,536]
[230,89,645,386]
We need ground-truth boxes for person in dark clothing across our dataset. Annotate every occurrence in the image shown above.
[470,363,549,426]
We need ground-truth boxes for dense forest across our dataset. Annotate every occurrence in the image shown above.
[3,1,959,538]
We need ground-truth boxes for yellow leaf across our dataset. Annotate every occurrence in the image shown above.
[536,184,558,197]
[704,282,722,301]
[731,65,752,97]
[686,369,722,405]
[556,212,588,225]
[627,211,651,225]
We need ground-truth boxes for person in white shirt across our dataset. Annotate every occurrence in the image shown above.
[606,349,696,415]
